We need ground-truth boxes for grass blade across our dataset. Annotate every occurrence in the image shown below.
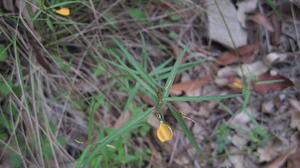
[124,83,140,111]
[140,33,148,71]
[49,1,84,8]
[163,45,188,98]
[155,59,208,81]
[112,38,160,88]
[167,103,208,160]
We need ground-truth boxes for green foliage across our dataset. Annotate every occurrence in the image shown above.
[216,124,232,153]
[75,36,252,167]
[128,8,148,24]
[49,0,83,8]
[54,55,71,72]
[248,126,270,148]
[77,107,154,167]
[46,17,55,32]
[0,45,8,61]
[103,14,118,30]
[1,5,273,166]
[168,31,179,39]
[215,123,271,154]
[170,15,182,21]
[0,80,13,95]
[10,153,22,168]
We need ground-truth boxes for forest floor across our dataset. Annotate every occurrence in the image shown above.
[0,0,300,167]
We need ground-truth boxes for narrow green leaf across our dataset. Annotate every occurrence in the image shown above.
[154,59,207,80]
[112,38,160,88]
[140,33,148,71]
[150,57,173,75]
[46,17,55,32]
[256,79,285,85]
[218,102,234,116]
[88,99,102,140]
[128,8,148,24]
[0,45,8,61]
[0,80,13,95]
[168,31,179,39]
[103,14,118,30]
[49,1,83,8]
[124,83,140,111]
[102,56,156,96]
[240,76,260,126]
[167,103,208,160]
[163,45,188,98]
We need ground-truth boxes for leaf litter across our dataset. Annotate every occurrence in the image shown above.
[207,0,248,48]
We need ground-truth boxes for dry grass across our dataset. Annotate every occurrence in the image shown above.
[0,0,300,168]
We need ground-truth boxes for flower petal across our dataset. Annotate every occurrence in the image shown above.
[157,123,173,142]
[55,8,70,16]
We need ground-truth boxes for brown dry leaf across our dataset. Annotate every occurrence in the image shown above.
[254,73,293,94]
[239,61,269,77]
[237,0,258,27]
[113,111,131,129]
[138,92,154,106]
[249,13,274,32]
[229,135,247,149]
[262,100,275,114]
[289,110,300,132]
[228,147,244,168]
[257,137,285,162]
[265,53,288,65]
[279,2,300,22]
[217,43,259,65]
[198,100,218,117]
[271,14,281,46]
[289,99,300,111]
[153,2,196,18]
[171,77,210,95]
[264,147,297,168]
[147,114,160,129]
[207,0,247,48]
[229,110,251,129]
[287,147,300,168]
[172,102,197,115]
[289,100,300,131]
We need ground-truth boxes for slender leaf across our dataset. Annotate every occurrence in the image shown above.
[112,38,160,88]
[140,33,148,71]
[49,1,84,8]
[124,83,140,111]
[163,45,188,98]
[168,103,208,160]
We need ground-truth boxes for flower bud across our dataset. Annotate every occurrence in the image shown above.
[55,8,70,16]
[157,123,173,142]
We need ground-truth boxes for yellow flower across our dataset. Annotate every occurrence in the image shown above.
[55,8,70,16]
[233,81,242,89]
[157,123,173,142]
